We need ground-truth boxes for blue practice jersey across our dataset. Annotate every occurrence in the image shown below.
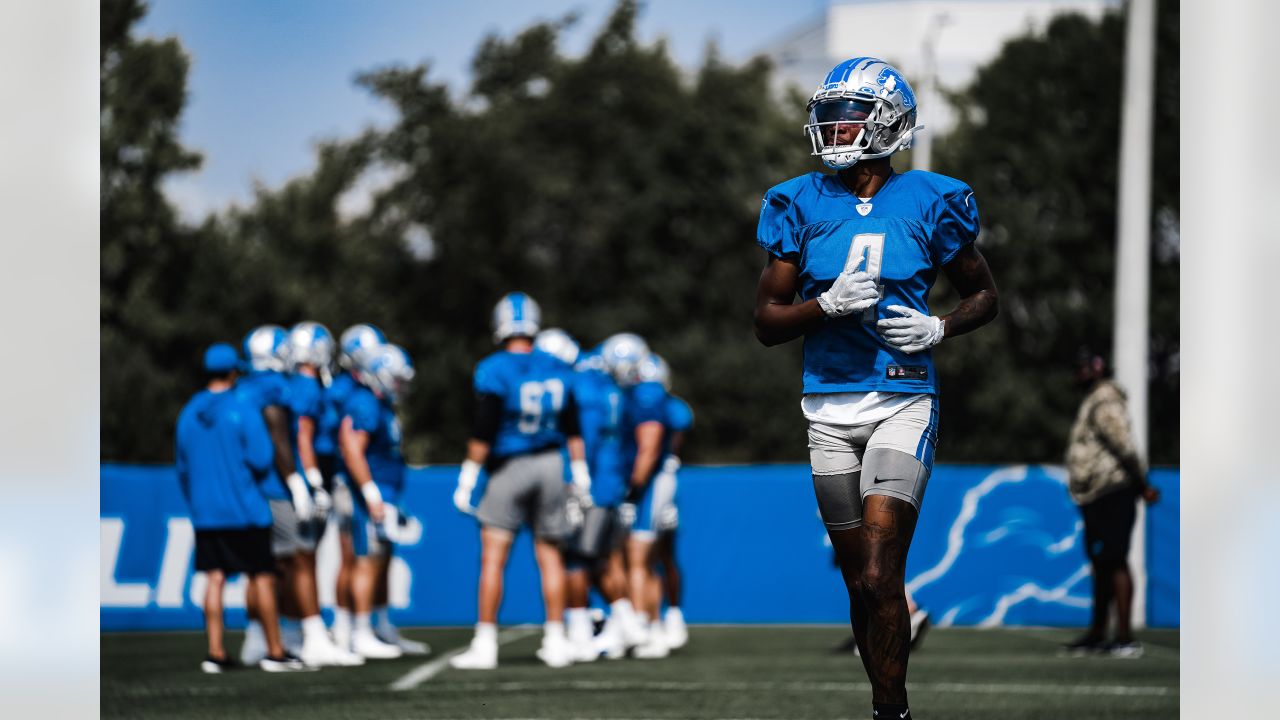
[757,170,979,395]
[343,385,405,502]
[572,363,626,506]
[323,371,359,467]
[665,394,694,435]
[288,373,334,461]
[474,349,576,459]
[175,387,274,529]
[237,370,294,500]
[620,380,669,481]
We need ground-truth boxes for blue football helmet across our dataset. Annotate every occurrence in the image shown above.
[357,343,415,403]
[338,323,386,370]
[492,292,541,344]
[285,321,335,370]
[804,57,923,170]
[534,328,580,366]
[637,352,671,391]
[600,333,650,387]
[243,325,288,372]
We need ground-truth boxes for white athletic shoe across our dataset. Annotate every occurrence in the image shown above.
[376,627,431,656]
[620,613,649,649]
[592,616,627,660]
[449,638,498,670]
[664,610,689,650]
[352,629,403,659]
[633,623,670,659]
[301,636,366,667]
[331,623,352,654]
[239,625,268,666]
[259,653,317,672]
[535,634,574,668]
[281,624,305,657]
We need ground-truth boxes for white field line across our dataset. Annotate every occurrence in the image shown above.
[389,624,540,691]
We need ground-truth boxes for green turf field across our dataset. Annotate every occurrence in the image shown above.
[101,626,1178,719]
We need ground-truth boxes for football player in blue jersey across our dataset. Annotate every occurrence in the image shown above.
[339,343,421,660]
[326,323,386,651]
[753,58,998,720]
[450,293,587,670]
[177,344,308,673]
[236,325,318,666]
[282,322,364,667]
[642,355,693,650]
[602,333,672,659]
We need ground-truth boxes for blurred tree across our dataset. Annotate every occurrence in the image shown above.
[101,0,204,460]
[933,1,1179,464]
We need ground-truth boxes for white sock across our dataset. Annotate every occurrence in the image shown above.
[475,622,498,645]
[355,612,374,634]
[543,620,566,642]
[565,608,591,642]
[301,615,327,642]
[332,608,352,633]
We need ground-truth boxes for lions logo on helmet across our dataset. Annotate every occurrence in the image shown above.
[339,323,386,370]
[637,352,671,391]
[600,333,650,387]
[243,325,289,372]
[357,343,415,403]
[492,292,541,344]
[534,328,580,366]
[804,57,923,170]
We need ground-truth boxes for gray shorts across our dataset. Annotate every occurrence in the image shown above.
[269,499,321,557]
[476,450,571,540]
[808,394,938,530]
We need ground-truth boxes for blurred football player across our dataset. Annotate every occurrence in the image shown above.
[602,333,671,659]
[282,322,364,666]
[236,325,319,667]
[752,58,998,720]
[326,323,386,651]
[177,344,308,673]
[450,293,586,670]
[339,343,423,659]
[646,357,693,651]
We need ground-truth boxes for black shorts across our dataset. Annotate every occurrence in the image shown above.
[195,527,274,576]
[1080,488,1137,565]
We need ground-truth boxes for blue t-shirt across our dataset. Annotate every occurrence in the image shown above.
[757,170,979,395]
[343,385,405,502]
[665,395,694,435]
[572,365,626,506]
[620,380,669,481]
[175,387,274,529]
[474,349,576,459]
[323,372,359,468]
[288,373,334,459]
[237,370,294,500]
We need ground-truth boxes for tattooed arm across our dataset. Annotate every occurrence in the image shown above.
[939,244,999,338]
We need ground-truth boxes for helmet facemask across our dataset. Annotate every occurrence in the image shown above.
[805,96,917,170]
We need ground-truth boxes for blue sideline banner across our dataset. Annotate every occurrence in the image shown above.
[101,463,1179,631]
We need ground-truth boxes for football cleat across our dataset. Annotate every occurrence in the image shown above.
[1059,634,1106,657]
[449,638,498,670]
[200,655,237,674]
[1105,640,1145,659]
[301,636,366,667]
[632,622,670,659]
[375,625,431,656]
[352,629,403,659]
[664,608,689,650]
[535,633,574,669]
[259,653,316,672]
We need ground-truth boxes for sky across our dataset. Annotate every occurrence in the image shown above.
[138,0,829,220]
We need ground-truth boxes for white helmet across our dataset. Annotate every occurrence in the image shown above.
[804,57,923,170]
[285,321,335,372]
[637,352,671,391]
[338,323,386,370]
[492,292,541,344]
[356,343,415,403]
[242,325,288,372]
[600,333,650,387]
[535,328,580,366]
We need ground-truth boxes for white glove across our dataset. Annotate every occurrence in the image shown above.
[569,459,594,508]
[285,472,315,522]
[565,492,585,529]
[817,270,879,317]
[379,505,423,545]
[360,480,385,523]
[454,459,481,515]
[617,502,637,529]
[304,467,333,514]
[876,304,945,354]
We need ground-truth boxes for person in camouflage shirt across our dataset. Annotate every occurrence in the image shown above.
[1062,352,1160,658]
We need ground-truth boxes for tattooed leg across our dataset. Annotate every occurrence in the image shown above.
[828,525,874,678]
[856,494,919,705]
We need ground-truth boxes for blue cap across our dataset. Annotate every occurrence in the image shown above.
[203,343,241,373]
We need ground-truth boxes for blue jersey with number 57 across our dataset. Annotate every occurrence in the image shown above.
[475,349,575,459]
[757,170,979,396]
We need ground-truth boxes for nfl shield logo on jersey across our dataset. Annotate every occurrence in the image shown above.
[856,203,873,216]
